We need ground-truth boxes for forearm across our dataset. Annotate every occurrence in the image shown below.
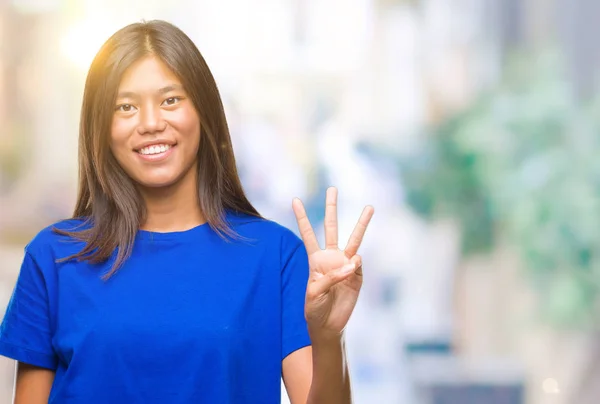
[307,330,352,404]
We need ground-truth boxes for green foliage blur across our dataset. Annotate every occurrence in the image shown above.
[401,51,600,330]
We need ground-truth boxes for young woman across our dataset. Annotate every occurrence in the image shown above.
[0,20,373,403]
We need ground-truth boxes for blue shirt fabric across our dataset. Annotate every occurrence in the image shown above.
[0,211,311,403]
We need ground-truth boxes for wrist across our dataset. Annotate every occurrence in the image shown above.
[308,326,345,347]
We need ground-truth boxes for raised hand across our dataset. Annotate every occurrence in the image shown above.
[292,187,374,338]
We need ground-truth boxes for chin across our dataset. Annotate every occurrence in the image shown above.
[135,175,180,189]
[126,162,197,191]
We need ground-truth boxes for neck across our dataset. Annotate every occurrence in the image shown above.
[139,165,205,232]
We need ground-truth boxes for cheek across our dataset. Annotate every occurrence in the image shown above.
[173,107,201,138]
[184,117,201,152]
[110,121,132,152]
[109,129,134,173]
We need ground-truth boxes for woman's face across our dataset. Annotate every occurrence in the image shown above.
[110,55,201,189]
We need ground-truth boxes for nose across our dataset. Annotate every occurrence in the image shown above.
[137,105,167,135]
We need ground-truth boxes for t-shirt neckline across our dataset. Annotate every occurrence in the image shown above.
[136,221,212,242]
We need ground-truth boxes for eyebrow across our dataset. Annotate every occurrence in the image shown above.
[117,84,184,99]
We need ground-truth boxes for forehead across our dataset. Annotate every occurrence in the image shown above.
[118,55,181,91]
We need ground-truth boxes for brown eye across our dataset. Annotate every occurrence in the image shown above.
[116,104,136,112]
[162,97,181,106]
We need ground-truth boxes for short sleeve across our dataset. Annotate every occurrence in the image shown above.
[0,251,58,370]
[281,239,311,359]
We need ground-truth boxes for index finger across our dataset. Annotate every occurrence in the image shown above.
[292,198,321,255]
[344,205,374,258]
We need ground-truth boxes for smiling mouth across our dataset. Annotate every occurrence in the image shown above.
[134,143,176,162]
[136,143,174,156]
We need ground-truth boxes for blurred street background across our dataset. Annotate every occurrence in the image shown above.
[1,0,600,403]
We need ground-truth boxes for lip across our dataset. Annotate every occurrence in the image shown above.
[136,144,175,162]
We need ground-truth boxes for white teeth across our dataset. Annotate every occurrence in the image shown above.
[139,144,171,155]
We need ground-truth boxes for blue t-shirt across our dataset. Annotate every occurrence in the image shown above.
[0,211,311,403]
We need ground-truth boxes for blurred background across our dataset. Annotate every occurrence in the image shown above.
[1,0,599,403]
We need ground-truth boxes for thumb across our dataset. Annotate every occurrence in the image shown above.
[309,262,357,297]
[350,254,363,276]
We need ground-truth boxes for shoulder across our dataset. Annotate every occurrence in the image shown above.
[25,218,90,262]
[226,211,303,253]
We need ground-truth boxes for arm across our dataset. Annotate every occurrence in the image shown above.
[282,335,352,404]
[0,250,59,402]
[289,187,374,404]
[306,333,351,404]
[14,362,54,403]
[282,347,312,404]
